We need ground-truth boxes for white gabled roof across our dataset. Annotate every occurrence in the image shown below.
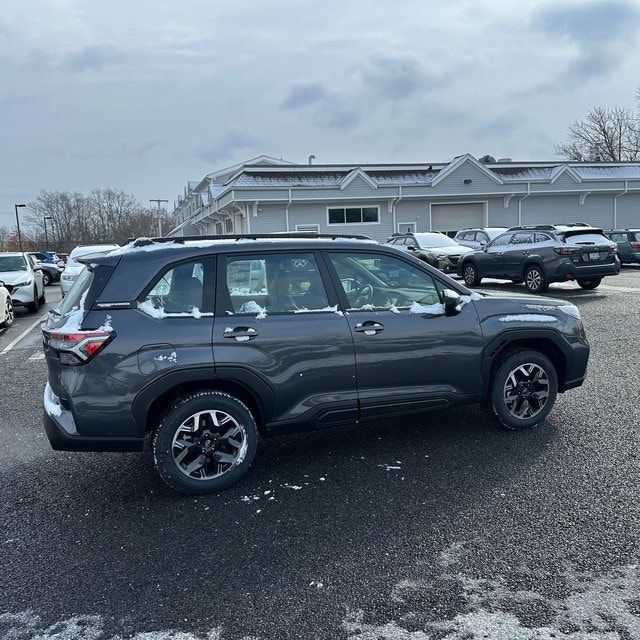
[340,167,378,190]
[430,153,504,186]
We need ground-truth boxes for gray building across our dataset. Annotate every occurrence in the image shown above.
[169,154,640,242]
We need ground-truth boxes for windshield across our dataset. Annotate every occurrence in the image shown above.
[0,255,27,271]
[414,233,459,248]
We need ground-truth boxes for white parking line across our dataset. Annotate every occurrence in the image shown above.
[1,314,47,354]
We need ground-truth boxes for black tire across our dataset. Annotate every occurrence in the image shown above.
[577,277,602,290]
[462,262,480,286]
[27,289,39,313]
[153,391,258,494]
[42,271,52,286]
[490,349,558,430]
[1,297,14,328]
[524,265,548,294]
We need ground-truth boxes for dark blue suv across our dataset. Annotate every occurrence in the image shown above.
[42,234,590,494]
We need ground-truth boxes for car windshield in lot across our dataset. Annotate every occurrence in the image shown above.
[0,256,28,271]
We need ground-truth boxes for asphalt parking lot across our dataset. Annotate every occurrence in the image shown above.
[1,271,639,639]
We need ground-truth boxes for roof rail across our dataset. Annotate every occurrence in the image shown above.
[130,232,376,248]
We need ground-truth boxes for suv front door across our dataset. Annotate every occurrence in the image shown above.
[213,252,358,431]
[473,232,512,278]
[327,251,484,419]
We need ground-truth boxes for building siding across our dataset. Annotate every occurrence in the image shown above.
[170,154,640,241]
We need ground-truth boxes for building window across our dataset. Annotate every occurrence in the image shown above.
[215,223,223,235]
[328,206,379,225]
[225,218,233,233]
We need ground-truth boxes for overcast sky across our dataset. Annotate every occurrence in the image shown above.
[1,0,639,231]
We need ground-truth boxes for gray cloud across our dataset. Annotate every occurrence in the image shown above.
[533,0,640,81]
[195,129,263,164]
[281,82,328,109]
[62,45,123,72]
[359,54,443,99]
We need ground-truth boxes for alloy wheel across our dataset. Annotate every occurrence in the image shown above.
[502,362,550,420]
[171,409,248,480]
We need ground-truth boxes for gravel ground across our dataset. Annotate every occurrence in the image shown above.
[1,270,639,640]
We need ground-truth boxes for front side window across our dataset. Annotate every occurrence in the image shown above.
[328,206,379,225]
[142,260,206,315]
[330,252,442,311]
[226,254,329,315]
[488,233,512,248]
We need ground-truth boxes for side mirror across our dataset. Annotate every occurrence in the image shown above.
[442,288,461,313]
[481,242,488,252]
[407,246,416,251]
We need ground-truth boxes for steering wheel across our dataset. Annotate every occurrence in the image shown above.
[352,284,374,308]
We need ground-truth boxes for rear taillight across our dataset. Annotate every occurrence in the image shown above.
[630,241,640,249]
[43,329,114,365]
[554,246,580,255]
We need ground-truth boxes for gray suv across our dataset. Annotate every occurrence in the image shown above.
[458,224,619,293]
[42,234,590,494]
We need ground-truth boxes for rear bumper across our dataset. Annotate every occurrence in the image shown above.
[43,383,144,452]
[550,259,619,282]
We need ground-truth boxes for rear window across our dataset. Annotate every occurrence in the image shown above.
[55,268,94,318]
[565,232,610,245]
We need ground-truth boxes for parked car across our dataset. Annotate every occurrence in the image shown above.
[31,251,65,267]
[0,252,45,313]
[454,227,509,249]
[60,244,120,297]
[29,253,64,286]
[0,281,14,328]
[42,233,589,494]
[385,232,473,273]
[458,224,620,293]
[605,229,640,265]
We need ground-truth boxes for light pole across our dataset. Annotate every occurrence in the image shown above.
[44,216,53,251]
[14,203,26,251]
[150,198,168,237]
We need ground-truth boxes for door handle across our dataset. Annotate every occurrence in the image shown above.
[354,321,384,335]
[223,327,258,341]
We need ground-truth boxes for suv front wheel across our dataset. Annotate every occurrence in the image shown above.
[153,391,258,494]
[524,265,548,294]
[490,349,558,430]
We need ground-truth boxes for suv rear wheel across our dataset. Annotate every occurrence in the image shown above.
[524,265,548,294]
[153,391,258,494]
[462,262,480,286]
[490,349,558,430]
[577,277,602,290]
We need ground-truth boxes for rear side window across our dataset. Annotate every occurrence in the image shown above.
[142,260,206,315]
[609,233,628,243]
[225,254,330,315]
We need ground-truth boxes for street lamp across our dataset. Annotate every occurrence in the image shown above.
[14,203,26,252]
[44,216,53,251]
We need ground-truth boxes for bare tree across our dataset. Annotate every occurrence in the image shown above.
[25,189,175,250]
[556,104,640,162]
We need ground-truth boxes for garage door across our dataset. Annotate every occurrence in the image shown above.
[431,203,484,233]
